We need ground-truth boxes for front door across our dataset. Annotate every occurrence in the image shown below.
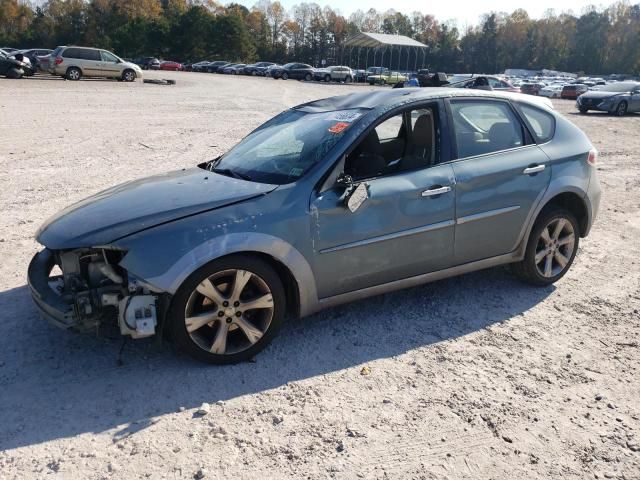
[310,103,457,298]
[100,50,121,78]
[630,88,640,112]
[447,99,551,264]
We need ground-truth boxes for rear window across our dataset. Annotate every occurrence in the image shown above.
[63,48,100,60]
[518,104,555,143]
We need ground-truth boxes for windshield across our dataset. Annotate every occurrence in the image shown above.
[207,108,366,184]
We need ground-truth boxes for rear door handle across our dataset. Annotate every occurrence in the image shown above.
[523,165,546,175]
[422,186,452,197]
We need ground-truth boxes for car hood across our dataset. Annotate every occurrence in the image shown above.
[580,91,626,99]
[36,168,277,249]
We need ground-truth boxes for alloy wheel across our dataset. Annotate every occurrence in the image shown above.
[616,102,627,116]
[534,217,576,278]
[184,269,274,356]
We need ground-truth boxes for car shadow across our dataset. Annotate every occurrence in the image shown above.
[0,266,554,450]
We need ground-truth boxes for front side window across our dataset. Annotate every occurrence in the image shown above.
[101,51,119,63]
[208,108,366,184]
[344,105,439,180]
[375,114,403,141]
[450,101,524,158]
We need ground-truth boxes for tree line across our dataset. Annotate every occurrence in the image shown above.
[1,0,638,74]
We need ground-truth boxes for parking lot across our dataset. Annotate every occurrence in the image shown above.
[0,71,639,479]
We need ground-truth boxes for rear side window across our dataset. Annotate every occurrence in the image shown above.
[518,104,555,143]
[62,48,82,59]
[450,101,524,158]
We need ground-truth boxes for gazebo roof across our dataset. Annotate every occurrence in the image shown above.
[344,32,427,49]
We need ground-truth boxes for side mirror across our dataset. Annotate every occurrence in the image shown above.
[336,172,354,187]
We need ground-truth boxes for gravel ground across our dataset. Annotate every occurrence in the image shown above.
[0,71,639,480]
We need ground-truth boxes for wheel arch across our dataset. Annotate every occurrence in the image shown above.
[123,233,318,318]
[541,192,589,237]
[515,187,590,258]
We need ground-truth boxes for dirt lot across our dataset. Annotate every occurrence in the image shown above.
[0,71,639,480]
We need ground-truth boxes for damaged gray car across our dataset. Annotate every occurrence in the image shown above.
[29,88,601,364]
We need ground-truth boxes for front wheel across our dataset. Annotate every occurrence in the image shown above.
[579,107,588,114]
[345,76,352,83]
[169,255,286,364]
[281,72,288,80]
[122,69,136,82]
[324,74,331,82]
[511,207,580,286]
[305,73,312,81]
[615,101,628,116]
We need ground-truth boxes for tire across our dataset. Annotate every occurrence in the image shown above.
[324,74,331,82]
[66,67,81,81]
[304,73,312,81]
[345,76,352,83]
[281,72,288,80]
[122,69,136,82]
[251,70,257,76]
[615,101,628,117]
[511,206,580,286]
[5,67,23,79]
[168,255,286,364]
[579,107,588,114]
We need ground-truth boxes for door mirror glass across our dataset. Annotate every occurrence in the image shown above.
[345,182,368,213]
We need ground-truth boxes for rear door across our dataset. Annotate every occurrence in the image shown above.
[75,48,102,76]
[447,98,551,264]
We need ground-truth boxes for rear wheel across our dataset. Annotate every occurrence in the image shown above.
[579,107,588,114]
[169,255,286,364]
[345,76,352,83]
[324,74,331,82]
[281,72,289,80]
[511,206,580,286]
[615,101,628,116]
[305,73,312,81]
[66,67,81,81]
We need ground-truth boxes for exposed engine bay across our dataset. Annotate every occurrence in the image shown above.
[33,248,166,339]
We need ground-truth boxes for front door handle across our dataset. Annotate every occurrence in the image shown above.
[422,186,452,197]
[523,164,546,175]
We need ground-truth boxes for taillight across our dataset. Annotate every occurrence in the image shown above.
[55,57,63,65]
[587,148,598,166]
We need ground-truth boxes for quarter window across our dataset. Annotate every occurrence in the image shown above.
[450,101,524,158]
[518,104,555,143]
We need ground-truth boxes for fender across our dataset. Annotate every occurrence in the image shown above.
[119,232,319,317]
[514,182,590,258]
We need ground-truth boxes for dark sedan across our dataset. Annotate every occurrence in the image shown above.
[206,61,230,73]
[520,83,545,95]
[576,82,640,116]
[271,62,314,81]
[243,62,274,76]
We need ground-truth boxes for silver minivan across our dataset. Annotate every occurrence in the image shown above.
[49,46,143,82]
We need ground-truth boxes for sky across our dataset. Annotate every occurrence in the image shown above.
[233,0,606,27]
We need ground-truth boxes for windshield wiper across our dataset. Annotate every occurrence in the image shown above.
[210,167,252,181]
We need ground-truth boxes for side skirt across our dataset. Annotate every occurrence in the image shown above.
[314,251,522,313]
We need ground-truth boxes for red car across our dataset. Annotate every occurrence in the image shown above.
[159,60,183,71]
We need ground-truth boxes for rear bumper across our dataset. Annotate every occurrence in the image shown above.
[27,249,76,329]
